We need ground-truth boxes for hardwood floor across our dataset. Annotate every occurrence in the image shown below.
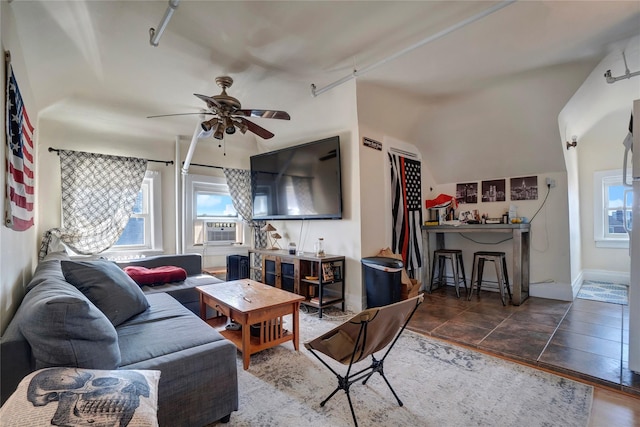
[590,388,640,427]
[407,286,640,426]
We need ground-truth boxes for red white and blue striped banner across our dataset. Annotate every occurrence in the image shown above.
[389,151,423,276]
[5,60,35,231]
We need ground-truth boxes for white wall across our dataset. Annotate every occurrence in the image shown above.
[0,2,39,333]
[433,171,572,299]
[253,79,364,311]
[559,34,640,285]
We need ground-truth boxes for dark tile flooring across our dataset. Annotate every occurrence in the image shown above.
[407,285,640,397]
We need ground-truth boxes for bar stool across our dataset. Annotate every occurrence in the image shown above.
[468,251,512,306]
[430,249,467,298]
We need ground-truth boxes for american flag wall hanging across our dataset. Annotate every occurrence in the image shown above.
[389,150,423,276]
[5,52,35,231]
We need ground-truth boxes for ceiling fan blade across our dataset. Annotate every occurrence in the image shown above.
[234,109,290,120]
[194,93,222,109]
[239,117,274,139]
[146,112,215,119]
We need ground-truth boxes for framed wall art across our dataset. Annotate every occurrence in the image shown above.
[456,182,478,204]
[510,176,538,200]
[481,179,506,202]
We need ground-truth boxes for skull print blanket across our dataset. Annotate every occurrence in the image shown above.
[0,368,160,427]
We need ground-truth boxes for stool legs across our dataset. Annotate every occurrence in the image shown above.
[453,253,467,298]
[502,256,512,301]
[430,252,467,298]
[469,253,510,306]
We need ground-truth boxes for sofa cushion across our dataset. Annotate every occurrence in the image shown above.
[61,260,150,326]
[0,367,160,426]
[117,293,226,366]
[19,279,121,370]
[124,265,188,286]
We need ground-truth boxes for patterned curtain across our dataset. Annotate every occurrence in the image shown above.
[223,168,267,280]
[389,151,423,278]
[39,150,147,259]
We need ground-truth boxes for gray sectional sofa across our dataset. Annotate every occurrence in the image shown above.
[0,252,237,426]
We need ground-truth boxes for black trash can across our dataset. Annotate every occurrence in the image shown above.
[361,256,404,308]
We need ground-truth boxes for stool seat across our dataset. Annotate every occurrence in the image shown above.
[468,251,511,305]
[430,249,467,298]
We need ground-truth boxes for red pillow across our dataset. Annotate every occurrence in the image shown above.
[123,266,188,286]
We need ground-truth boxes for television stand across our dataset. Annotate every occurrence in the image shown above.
[248,248,345,318]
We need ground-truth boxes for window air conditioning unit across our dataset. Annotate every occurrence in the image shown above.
[204,222,236,245]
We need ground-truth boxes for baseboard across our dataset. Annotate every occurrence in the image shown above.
[529,280,574,301]
[581,269,630,285]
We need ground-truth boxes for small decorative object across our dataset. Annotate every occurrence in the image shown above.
[288,242,296,255]
[322,263,334,282]
[314,238,325,257]
[261,223,281,249]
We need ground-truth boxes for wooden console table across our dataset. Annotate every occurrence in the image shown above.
[422,223,531,305]
[248,248,345,318]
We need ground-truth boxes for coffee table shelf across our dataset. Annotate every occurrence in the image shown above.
[220,328,291,354]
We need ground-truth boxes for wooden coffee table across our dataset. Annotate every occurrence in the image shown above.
[196,279,305,370]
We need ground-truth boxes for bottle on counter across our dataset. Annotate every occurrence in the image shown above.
[314,238,325,257]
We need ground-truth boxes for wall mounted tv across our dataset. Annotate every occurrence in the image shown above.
[250,136,342,220]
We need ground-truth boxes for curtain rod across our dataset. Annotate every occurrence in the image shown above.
[48,147,174,166]
[181,161,223,170]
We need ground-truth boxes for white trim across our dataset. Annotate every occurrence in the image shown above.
[184,173,247,254]
[529,280,575,301]
[107,170,163,255]
[582,268,631,285]
[593,169,630,248]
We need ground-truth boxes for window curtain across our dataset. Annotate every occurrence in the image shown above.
[223,168,267,279]
[389,151,423,278]
[39,150,147,260]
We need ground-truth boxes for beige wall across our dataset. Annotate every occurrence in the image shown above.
[0,2,40,333]
[356,81,574,300]
[259,79,364,311]
[559,35,640,285]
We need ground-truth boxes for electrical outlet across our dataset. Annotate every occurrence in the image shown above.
[545,177,556,188]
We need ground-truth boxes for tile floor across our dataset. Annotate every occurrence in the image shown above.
[407,285,640,397]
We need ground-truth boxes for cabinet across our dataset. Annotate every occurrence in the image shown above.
[248,248,345,318]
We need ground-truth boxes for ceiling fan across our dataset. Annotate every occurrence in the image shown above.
[147,76,290,139]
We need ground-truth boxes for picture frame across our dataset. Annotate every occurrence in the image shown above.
[322,263,335,282]
[481,179,506,202]
[456,182,478,204]
[510,176,538,200]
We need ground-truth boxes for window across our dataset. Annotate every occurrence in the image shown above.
[185,174,245,251]
[594,170,632,248]
[111,170,163,254]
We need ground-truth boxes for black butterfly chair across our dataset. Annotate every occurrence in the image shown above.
[304,294,424,427]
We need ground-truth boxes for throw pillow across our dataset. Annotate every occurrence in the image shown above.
[124,265,188,286]
[0,367,160,427]
[19,279,121,369]
[61,260,150,326]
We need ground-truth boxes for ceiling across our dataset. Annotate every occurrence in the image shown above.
[5,1,640,178]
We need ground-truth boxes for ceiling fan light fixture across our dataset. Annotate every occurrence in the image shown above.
[234,120,248,134]
[201,118,218,132]
[213,126,224,140]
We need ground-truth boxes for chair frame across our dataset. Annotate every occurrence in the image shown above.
[306,296,423,427]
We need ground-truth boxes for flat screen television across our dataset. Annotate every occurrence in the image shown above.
[250,136,342,220]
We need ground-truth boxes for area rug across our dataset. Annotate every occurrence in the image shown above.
[577,280,628,305]
[217,309,593,427]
